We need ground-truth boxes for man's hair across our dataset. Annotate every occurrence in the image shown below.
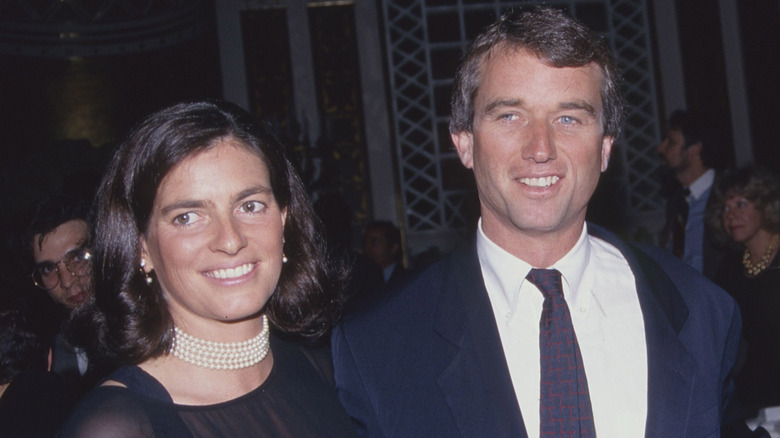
[25,194,89,261]
[667,109,723,169]
[364,220,401,247]
[449,7,624,138]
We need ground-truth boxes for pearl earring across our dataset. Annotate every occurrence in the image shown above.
[282,253,288,264]
[140,259,153,285]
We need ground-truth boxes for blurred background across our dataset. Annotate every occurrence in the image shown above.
[1,0,777,265]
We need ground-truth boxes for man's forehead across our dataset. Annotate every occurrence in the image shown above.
[34,219,89,259]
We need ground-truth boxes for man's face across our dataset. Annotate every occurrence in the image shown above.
[657,128,689,171]
[32,219,91,309]
[363,228,397,269]
[452,48,613,248]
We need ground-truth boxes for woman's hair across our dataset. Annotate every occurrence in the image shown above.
[449,7,624,139]
[706,166,780,246]
[0,292,48,384]
[81,100,346,365]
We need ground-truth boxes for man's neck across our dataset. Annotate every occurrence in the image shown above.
[676,163,709,188]
[480,217,584,268]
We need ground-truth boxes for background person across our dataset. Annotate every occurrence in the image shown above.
[0,288,76,438]
[362,220,405,286]
[657,109,729,279]
[58,100,357,438]
[332,8,742,437]
[707,166,780,423]
[24,194,100,396]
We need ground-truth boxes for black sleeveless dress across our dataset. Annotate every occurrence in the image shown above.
[57,336,358,438]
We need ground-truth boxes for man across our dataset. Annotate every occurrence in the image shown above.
[332,8,741,437]
[26,194,95,395]
[362,220,405,285]
[657,109,728,279]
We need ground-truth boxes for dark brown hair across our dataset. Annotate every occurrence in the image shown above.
[84,100,345,365]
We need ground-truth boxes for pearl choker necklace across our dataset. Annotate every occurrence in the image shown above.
[170,315,270,370]
[743,234,780,277]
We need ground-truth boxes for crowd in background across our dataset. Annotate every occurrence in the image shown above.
[1,7,779,438]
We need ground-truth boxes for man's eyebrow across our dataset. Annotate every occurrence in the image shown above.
[559,101,597,115]
[483,98,524,115]
[36,239,88,266]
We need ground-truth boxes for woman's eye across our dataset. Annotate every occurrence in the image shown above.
[241,201,265,213]
[173,213,193,225]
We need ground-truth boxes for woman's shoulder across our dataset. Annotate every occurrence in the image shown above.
[57,367,187,438]
[57,385,162,437]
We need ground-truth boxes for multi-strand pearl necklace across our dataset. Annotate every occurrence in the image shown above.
[743,234,780,277]
[170,315,270,370]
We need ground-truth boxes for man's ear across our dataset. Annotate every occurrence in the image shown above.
[452,131,475,169]
[687,141,703,160]
[600,136,614,172]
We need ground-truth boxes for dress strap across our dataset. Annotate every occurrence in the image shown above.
[107,366,174,403]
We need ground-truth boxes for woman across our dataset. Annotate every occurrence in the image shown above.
[0,289,76,438]
[58,100,357,437]
[707,166,780,419]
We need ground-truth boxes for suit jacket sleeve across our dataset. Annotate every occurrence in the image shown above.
[332,324,387,438]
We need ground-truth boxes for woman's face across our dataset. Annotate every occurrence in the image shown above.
[140,139,286,332]
[721,195,763,245]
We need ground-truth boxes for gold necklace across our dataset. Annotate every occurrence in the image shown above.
[743,234,780,276]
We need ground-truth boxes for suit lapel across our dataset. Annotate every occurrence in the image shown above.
[432,242,528,438]
[590,225,697,436]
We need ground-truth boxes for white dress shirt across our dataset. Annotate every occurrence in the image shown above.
[477,221,648,437]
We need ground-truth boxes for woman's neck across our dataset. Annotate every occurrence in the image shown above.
[744,229,779,264]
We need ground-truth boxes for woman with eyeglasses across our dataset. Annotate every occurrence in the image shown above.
[706,166,780,423]
[57,100,357,437]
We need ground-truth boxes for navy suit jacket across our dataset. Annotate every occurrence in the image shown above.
[332,224,741,437]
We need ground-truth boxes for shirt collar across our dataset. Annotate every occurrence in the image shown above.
[551,225,590,306]
[688,168,715,200]
[477,219,531,310]
[476,220,592,306]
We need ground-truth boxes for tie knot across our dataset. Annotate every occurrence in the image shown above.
[526,268,563,299]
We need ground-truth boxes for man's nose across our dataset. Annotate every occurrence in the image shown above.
[523,120,556,162]
[58,262,76,288]
[657,139,670,156]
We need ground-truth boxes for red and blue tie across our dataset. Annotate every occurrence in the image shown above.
[527,268,596,437]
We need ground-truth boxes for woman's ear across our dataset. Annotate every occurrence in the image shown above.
[138,236,154,273]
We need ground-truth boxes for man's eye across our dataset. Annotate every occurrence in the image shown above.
[73,248,92,262]
[560,116,576,125]
[39,264,56,275]
[499,113,517,121]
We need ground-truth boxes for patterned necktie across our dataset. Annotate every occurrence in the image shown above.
[526,268,596,437]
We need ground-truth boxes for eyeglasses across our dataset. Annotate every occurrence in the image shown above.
[31,246,92,290]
